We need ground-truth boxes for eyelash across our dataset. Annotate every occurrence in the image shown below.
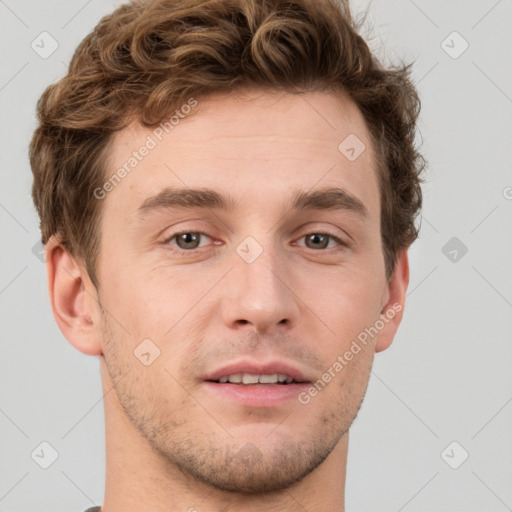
[162,230,348,254]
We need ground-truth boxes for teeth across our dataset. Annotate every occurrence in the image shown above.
[242,374,260,384]
[217,373,294,384]
[258,374,278,384]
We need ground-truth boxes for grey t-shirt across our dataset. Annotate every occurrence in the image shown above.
[84,508,101,512]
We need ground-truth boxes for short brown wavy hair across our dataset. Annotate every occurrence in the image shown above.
[30,0,424,288]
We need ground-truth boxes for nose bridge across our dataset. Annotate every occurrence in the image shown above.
[222,233,298,332]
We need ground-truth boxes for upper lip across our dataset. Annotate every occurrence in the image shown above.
[203,359,311,383]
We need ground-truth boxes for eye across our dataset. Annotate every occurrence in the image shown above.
[297,233,346,250]
[166,231,211,251]
[161,230,347,253]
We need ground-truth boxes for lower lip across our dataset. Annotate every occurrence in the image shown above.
[203,381,310,407]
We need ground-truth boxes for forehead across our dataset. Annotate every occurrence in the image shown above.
[104,89,380,219]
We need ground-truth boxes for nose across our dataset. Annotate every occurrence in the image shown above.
[221,239,300,334]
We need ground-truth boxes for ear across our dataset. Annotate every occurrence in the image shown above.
[45,236,103,356]
[375,249,410,353]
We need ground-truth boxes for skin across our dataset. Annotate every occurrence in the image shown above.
[46,88,409,512]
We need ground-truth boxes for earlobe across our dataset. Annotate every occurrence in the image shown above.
[46,236,103,356]
[375,250,410,353]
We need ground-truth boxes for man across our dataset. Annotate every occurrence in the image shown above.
[29,0,424,510]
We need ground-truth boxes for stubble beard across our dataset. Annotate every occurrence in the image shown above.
[100,306,370,495]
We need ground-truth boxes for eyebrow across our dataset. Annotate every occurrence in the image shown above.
[136,186,368,218]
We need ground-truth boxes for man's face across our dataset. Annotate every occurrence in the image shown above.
[94,89,393,493]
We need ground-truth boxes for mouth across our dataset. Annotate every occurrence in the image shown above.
[202,361,311,407]
[207,372,304,385]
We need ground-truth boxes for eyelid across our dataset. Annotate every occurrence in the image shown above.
[161,230,213,249]
[294,231,349,249]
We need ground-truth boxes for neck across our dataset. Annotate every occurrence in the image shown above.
[99,359,347,512]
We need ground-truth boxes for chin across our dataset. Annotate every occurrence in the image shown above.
[157,434,337,495]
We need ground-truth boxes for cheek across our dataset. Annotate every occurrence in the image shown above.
[97,267,219,375]
[97,257,170,338]
[305,265,386,342]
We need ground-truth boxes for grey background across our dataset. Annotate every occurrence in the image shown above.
[1,0,511,510]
